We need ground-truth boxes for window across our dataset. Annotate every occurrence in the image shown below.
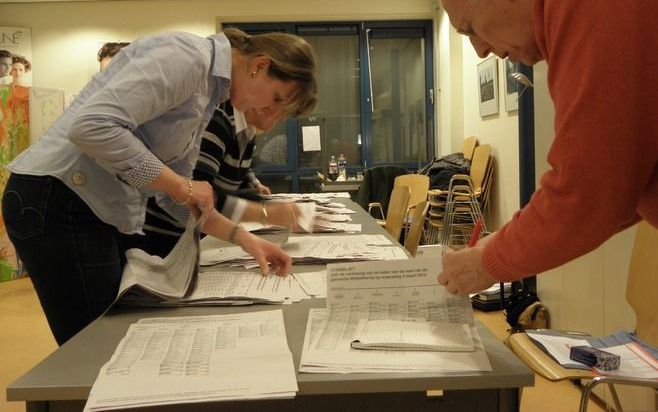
[228,21,434,192]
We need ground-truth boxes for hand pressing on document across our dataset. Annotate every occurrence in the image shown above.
[232,228,292,276]
[437,232,498,295]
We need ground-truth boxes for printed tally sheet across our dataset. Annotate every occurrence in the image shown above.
[84,310,297,411]
[300,258,493,373]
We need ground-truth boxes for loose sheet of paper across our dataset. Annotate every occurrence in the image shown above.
[84,310,297,411]
[301,125,321,151]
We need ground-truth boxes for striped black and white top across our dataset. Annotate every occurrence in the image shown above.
[123,103,260,256]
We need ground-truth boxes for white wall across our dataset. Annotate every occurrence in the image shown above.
[460,41,519,230]
[0,0,435,98]
[435,5,520,231]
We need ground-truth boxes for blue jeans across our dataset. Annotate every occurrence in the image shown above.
[2,174,128,345]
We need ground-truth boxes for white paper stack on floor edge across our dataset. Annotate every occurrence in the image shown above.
[84,310,297,411]
[299,258,492,373]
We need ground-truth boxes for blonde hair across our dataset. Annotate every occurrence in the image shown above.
[224,28,317,117]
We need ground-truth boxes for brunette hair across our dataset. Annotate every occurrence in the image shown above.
[223,28,317,117]
[97,42,130,62]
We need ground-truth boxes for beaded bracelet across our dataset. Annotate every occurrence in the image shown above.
[172,179,193,206]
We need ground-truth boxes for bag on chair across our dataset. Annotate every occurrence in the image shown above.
[504,290,549,332]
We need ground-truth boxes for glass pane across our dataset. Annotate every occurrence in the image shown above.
[300,35,361,173]
[370,37,427,164]
[256,174,293,193]
[298,173,322,194]
[252,122,288,167]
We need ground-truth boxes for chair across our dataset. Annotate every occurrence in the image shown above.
[403,200,429,257]
[394,174,430,212]
[507,221,658,412]
[355,165,408,219]
[461,136,478,160]
[426,144,493,244]
[380,185,411,241]
[369,173,429,228]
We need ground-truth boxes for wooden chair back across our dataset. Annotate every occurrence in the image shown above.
[461,136,478,160]
[394,174,429,210]
[404,200,429,256]
[469,144,491,193]
[626,221,658,346]
[384,185,411,241]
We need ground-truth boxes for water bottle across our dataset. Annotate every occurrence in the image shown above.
[337,153,347,181]
[328,155,338,182]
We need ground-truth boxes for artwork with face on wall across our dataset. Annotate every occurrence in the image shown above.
[0,49,12,85]
[11,55,32,86]
[0,26,33,282]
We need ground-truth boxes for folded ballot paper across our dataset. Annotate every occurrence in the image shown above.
[351,319,475,352]
[114,214,289,307]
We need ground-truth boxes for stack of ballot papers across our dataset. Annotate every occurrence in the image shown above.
[115,213,202,306]
[84,310,297,411]
[200,234,408,269]
[299,258,492,373]
[115,215,326,307]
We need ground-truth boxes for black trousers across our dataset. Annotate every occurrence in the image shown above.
[2,174,129,345]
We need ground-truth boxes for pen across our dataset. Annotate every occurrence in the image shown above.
[468,218,482,247]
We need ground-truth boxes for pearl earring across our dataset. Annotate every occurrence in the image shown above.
[250,71,257,78]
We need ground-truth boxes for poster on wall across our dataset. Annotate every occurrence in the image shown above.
[1,26,32,87]
[29,87,65,144]
[0,26,32,281]
[477,56,499,117]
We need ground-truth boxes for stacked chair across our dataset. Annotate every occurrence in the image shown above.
[427,143,494,248]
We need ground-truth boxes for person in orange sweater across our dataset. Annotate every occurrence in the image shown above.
[438,0,658,295]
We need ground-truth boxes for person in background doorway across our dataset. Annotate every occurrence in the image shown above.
[437,0,658,294]
[3,28,317,345]
[97,41,130,71]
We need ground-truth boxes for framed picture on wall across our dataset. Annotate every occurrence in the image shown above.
[477,56,498,117]
[504,58,519,112]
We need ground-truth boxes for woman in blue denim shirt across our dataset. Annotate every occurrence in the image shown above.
[2,28,317,345]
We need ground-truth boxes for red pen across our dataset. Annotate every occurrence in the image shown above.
[468,219,482,247]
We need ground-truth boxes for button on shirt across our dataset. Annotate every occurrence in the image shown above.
[8,32,232,234]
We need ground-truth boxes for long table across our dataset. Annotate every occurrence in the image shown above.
[7,198,533,412]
